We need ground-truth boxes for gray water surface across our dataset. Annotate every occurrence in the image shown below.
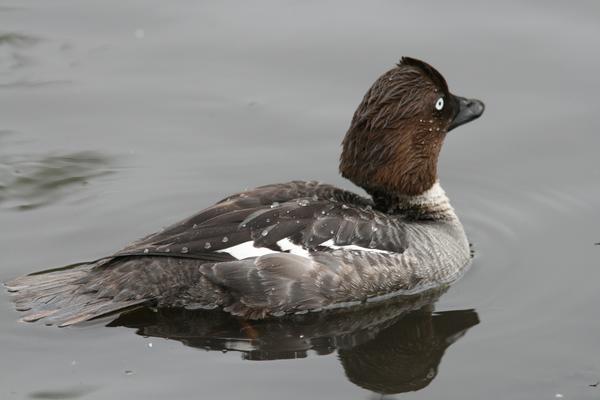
[1,1,600,399]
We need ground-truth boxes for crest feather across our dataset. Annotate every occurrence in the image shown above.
[398,57,449,93]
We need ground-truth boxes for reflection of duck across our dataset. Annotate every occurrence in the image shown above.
[340,310,478,394]
[7,57,484,325]
[110,291,479,395]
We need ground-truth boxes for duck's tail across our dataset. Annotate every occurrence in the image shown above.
[4,261,149,327]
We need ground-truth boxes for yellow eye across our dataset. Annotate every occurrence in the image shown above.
[435,97,444,111]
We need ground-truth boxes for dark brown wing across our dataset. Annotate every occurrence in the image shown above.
[113,180,406,259]
[239,197,407,253]
[112,181,331,256]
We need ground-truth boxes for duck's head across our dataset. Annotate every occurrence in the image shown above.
[340,57,484,204]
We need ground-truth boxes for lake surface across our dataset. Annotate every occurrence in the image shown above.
[1,1,600,399]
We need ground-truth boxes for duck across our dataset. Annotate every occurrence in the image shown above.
[6,57,484,326]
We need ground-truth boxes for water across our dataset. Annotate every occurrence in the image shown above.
[1,1,599,399]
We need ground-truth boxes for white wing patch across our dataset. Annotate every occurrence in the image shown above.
[320,240,392,254]
[216,241,276,259]
[276,238,310,257]
[217,238,392,260]
[217,238,309,260]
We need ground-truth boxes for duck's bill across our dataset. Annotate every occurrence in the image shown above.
[448,96,485,131]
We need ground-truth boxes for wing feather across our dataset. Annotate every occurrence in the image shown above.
[111,180,406,264]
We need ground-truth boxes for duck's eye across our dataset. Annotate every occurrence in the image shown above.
[435,97,444,111]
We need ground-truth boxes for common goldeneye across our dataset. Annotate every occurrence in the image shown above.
[6,57,484,326]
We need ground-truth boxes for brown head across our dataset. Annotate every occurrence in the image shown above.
[340,57,484,208]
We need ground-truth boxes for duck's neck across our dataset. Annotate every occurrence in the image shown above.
[370,181,457,220]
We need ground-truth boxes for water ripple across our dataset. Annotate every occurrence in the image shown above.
[0,32,40,47]
[0,145,115,211]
